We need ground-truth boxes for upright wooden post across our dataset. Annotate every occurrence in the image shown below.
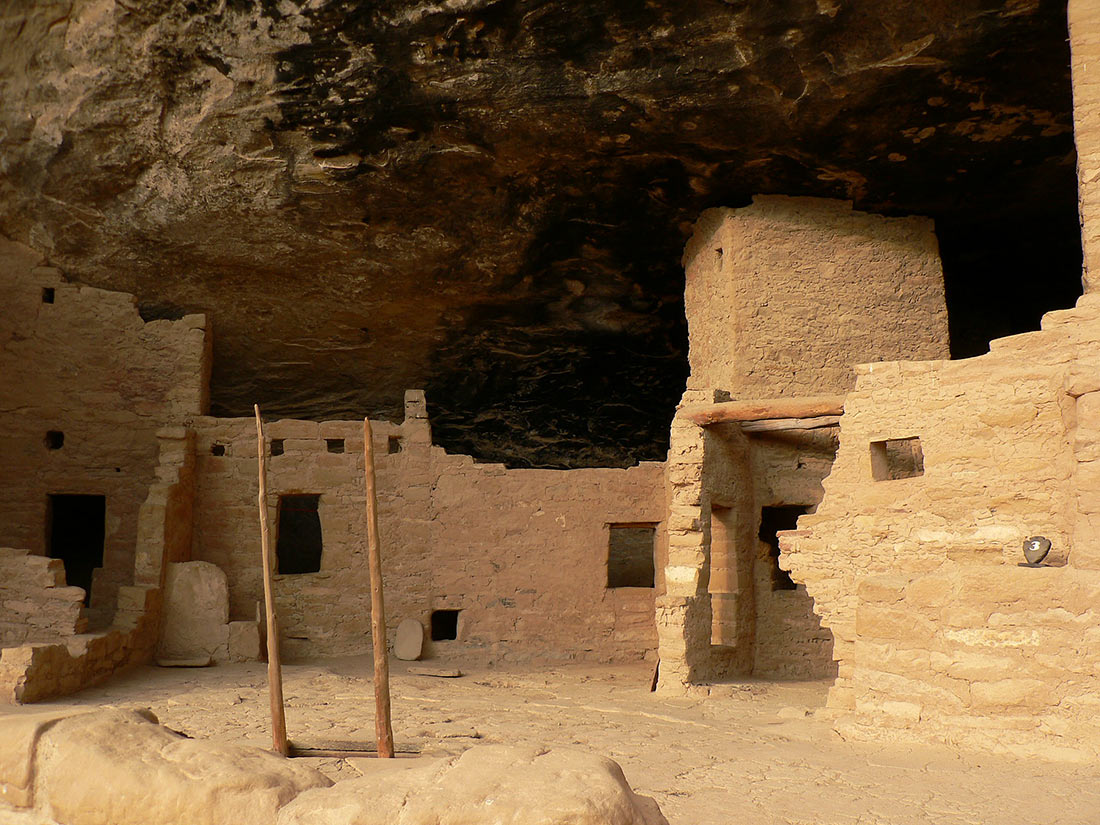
[255,405,289,756]
[363,418,395,758]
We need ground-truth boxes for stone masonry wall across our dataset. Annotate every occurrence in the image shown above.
[190,393,666,662]
[658,197,950,690]
[0,549,86,647]
[0,238,209,627]
[1,429,196,703]
[682,196,949,395]
[781,294,1100,758]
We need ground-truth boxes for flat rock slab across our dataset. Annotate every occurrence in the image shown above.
[155,656,213,668]
[277,744,669,825]
[394,619,423,661]
[408,666,462,678]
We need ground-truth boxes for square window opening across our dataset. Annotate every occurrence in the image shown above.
[607,524,656,588]
[388,436,403,454]
[276,494,323,574]
[270,438,285,456]
[211,443,226,457]
[325,438,345,454]
[759,505,810,591]
[41,287,55,304]
[870,437,924,481]
[45,430,64,450]
[431,609,459,641]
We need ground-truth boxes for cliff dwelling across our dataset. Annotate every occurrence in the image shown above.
[3,1,1100,824]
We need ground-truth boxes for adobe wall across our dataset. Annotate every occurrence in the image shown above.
[1,431,194,703]
[190,394,666,662]
[682,196,949,394]
[0,238,209,627]
[782,295,1100,758]
[658,197,950,690]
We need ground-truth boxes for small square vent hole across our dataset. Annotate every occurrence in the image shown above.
[870,437,924,481]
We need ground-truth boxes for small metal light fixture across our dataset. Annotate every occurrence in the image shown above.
[1022,535,1051,567]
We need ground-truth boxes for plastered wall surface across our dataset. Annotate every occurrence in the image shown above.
[682,196,949,395]
[659,197,950,690]
[782,295,1100,758]
[190,397,667,662]
[0,238,208,627]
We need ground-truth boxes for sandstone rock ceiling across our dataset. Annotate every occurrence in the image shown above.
[0,0,1083,467]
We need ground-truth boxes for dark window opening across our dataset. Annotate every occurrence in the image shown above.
[47,494,105,606]
[759,505,810,591]
[430,609,459,641]
[870,437,924,481]
[388,436,403,454]
[276,494,323,574]
[325,438,345,454]
[44,430,64,450]
[41,287,55,304]
[211,443,226,456]
[608,524,656,588]
[270,439,285,456]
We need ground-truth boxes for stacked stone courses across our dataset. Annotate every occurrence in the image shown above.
[190,399,667,663]
[782,294,1100,759]
[658,196,951,690]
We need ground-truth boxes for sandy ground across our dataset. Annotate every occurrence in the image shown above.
[10,658,1100,825]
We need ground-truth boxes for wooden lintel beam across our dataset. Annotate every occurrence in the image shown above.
[739,415,842,433]
[681,396,845,427]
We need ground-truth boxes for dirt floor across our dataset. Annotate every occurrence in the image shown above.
[10,658,1100,825]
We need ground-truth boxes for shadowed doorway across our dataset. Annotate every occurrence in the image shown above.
[47,494,105,606]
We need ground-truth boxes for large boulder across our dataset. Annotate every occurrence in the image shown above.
[277,744,668,825]
[32,709,331,825]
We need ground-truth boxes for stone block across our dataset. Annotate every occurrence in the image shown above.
[157,562,231,661]
[227,621,260,662]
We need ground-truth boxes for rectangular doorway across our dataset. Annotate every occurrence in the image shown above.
[47,494,106,606]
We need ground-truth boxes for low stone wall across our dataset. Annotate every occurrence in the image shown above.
[0,549,86,647]
[0,584,159,703]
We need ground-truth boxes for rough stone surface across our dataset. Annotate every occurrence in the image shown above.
[33,709,331,825]
[277,744,668,825]
[0,708,90,810]
[0,1,1082,467]
[0,549,86,648]
[0,238,208,627]
[659,198,950,688]
[394,619,424,662]
[682,196,949,396]
[782,293,1100,757]
[157,561,231,662]
[191,404,667,662]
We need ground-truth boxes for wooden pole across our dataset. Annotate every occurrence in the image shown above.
[255,405,288,757]
[363,418,395,758]
[680,396,845,427]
